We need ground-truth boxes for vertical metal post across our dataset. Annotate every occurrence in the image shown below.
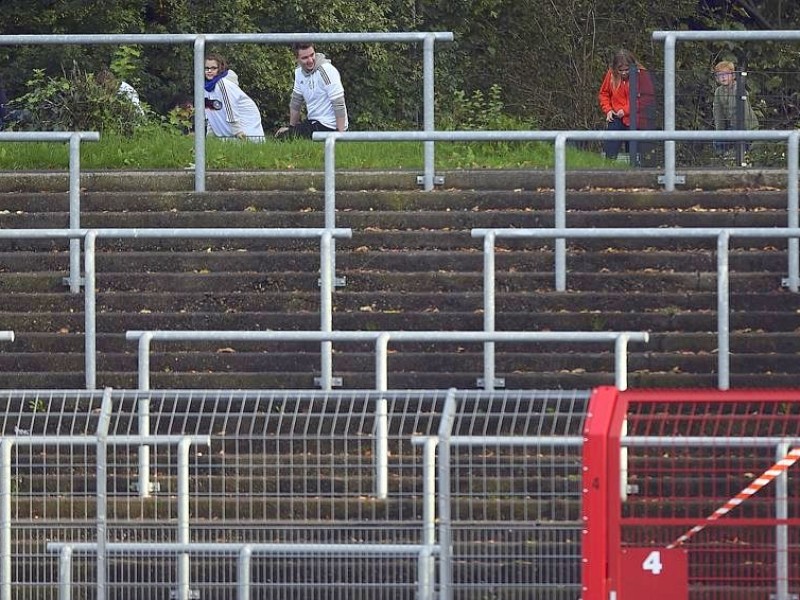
[95,389,113,600]
[374,332,390,500]
[83,231,97,390]
[482,232,496,390]
[554,134,567,291]
[323,135,338,283]
[614,334,630,391]
[137,395,152,499]
[237,546,252,600]
[137,333,153,392]
[735,71,747,166]
[422,33,435,191]
[0,439,13,600]
[629,69,639,166]
[193,37,207,193]
[786,132,799,292]
[716,231,731,390]
[663,35,677,191]
[68,133,82,293]
[319,229,334,390]
[421,437,437,600]
[437,389,457,600]
[177,438,191,600]
[775,441,790,600]
[417,547,434,600]
[58,547,73,600]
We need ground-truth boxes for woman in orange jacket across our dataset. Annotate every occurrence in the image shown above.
[597,49,655,161]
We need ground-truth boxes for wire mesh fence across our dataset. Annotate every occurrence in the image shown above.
[0,388,590,600]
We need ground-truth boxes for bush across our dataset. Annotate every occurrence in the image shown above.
[7,62,149,135]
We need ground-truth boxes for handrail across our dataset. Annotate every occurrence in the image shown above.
[0,132,100,292]
[46,542,440,600]
[472,226,800,391]
[315,129,800,292]
[0,32,453,192]
[126,328,648,501]
[0,227,352,391]
[652,29,800,191]
[0,386,210,600]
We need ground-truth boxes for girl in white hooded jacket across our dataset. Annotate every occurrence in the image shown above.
[203,53,265,141]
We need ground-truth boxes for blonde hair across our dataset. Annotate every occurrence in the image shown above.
[714,60,735,73]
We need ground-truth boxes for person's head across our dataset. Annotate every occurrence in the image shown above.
[610,49,639,82]
[204,53,228,80]
[292,43,316,71]
[713,60,736,86]
[96,68,118,91]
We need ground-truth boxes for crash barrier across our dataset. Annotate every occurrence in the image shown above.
[315,129,800,292]
[653,29,800,191]
[0,227,351,390]
[124,330,647,499]
[472,226,800,390]
[0,131,99,292]
[583,387,800,600]
[1,388,590,600]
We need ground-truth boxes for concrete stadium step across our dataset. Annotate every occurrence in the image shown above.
[0,290,792,313]
[0,188,788,212]
[0,173,797,389]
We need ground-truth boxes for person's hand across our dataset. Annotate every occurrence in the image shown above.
[275,126,289,137]
[235,132,247,140]
[614,109,624,118]
[606,110,615,122]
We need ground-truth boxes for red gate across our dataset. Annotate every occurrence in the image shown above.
[583,387,800,600]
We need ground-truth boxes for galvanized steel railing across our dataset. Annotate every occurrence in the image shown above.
[652,29,800,191]
[314,129,800,292]
[472,226,800,391]
[0,132,100,291]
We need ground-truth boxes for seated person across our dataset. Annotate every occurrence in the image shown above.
[203,53,265,141]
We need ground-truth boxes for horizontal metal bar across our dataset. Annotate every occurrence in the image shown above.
[0,435,210,446]
[625,436,800,448]
[126,330,648,343]
[47,542,440,555]
[0,228,351,239]
[0,132,99,142]
[314,129,799,143]
[472,227,800,239]
[653,30,800,41]
[0,32,453,45]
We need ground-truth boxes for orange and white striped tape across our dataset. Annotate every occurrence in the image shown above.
[667,446,800,549]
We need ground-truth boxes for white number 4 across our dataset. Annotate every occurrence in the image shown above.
[642,550,664,575]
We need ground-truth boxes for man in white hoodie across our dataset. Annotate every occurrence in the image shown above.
[275,43,349,139]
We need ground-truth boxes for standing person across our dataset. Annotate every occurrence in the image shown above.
[712,60,759,155]
[203,53,265,141]
[597,49,655,161]
[275,43,348,139]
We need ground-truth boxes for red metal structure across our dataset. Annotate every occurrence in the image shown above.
[583,387,800,600]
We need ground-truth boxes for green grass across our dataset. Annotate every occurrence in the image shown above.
[0,127,619,170]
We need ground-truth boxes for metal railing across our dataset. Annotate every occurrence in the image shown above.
[472,226,800,391]
[0,131,100,291]
[125,329,646,500]
[0,227,351,389]
[0,388,210,600]
[314,129,800,292]
[0,32,453,192]
[652,29,800,191]
[47,542,440,600]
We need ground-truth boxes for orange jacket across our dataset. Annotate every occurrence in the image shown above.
[598,67,655,128]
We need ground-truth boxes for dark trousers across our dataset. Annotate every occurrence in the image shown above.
[276,120,338,140]
[603,116,628,160]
